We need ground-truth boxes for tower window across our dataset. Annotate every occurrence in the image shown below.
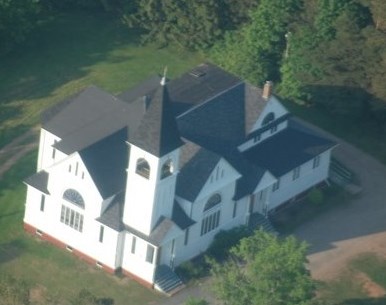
[161,160,173,179]
[136,158,150,179]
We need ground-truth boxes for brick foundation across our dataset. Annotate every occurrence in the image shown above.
[24,223,116,275]
[122,268,154,289]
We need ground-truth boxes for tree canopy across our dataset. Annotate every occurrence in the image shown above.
[209,230,315,305]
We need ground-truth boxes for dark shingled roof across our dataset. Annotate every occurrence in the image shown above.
[243,121,336,177]
[24,170,50,194]
[80,128,128,199]
[129,84,183,157]
[96,192,125,231]
[176,141,221,202]
[172,201,196,230]
[168,63,242,116]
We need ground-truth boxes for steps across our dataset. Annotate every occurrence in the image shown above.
[154,264,185,296]
[248,212,278,235]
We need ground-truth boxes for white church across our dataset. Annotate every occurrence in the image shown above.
[24,63,335,293]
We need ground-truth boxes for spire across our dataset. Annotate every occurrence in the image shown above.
[129,82,183,157]
[160,66,168,86]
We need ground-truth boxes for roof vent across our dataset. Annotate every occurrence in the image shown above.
[189,68,206,78]
[262,81,273,100]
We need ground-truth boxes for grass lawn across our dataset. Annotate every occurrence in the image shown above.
[0,11,203,148]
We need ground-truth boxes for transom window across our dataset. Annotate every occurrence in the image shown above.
[136,158,150,179]
[204,194,221,212]
[262,112,275,126]
[161,160,173,179]
[63,189,84,209]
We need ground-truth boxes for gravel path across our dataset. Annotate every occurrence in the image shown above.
[293,118,386,280]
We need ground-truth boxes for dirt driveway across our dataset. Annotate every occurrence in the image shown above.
[293,118,386,280]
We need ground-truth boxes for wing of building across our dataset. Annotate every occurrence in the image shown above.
[23,63,336,293]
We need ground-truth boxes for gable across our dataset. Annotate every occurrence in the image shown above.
[195,158,241,202]
[250,96,289,133]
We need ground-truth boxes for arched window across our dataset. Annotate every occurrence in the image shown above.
[63,189,85,209]
[204,194,221,212]
[262,112,275,126]
[161,160,173,179]
[136,158,150,179]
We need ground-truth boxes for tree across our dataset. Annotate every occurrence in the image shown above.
[0,0,40,55]
[211,0,303,85]
[209,230,315,305]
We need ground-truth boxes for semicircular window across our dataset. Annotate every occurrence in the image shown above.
[204,194,222,212]
[262,112,275,126]
[63,189,85,209]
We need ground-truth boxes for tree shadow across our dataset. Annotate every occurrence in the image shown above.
[0,239,26,265]
[340,296,386,305]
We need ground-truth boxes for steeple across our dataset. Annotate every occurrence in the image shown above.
[129,81,183,157]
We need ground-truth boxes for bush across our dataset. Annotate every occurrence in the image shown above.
[206,225,252,261]
[308,188,324,206]
[176,257,209,281]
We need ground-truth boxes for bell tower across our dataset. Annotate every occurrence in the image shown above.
[123,76,183,236]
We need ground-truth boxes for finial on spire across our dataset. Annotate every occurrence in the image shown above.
[160,66,168,86]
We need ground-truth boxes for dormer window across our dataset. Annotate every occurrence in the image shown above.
[262,112,275,126]
[161,160,173,179]
[136,158,150,179]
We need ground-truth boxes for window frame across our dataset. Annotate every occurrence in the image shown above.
[136,158,151,179]
[292,167,301,180]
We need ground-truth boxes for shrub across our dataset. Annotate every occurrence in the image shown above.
[206,225,252,261]
[308,188,324,206]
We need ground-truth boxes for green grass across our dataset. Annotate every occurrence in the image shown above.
[0,11,203,148]
[0,152,163,305]
[350,253,386,289]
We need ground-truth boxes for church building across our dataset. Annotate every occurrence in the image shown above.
[24,63,335,294]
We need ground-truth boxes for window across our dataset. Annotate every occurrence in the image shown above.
[270,125,278,134]
[40,194,45,212]
[52,140,57,159]
[201,210,221,236]
[75,162,79,176]
[204,194,221,212]
[273,179,280,192]
[262,112,275,126]
[161,160,173,179]
[253,134,261,143]
[232,201,237,218]
[146,245,155,263]
[131,236,136,254]
[136,158,150,179]
[184,228,189,246]
[99,225,104,243]
[63,189,85,209]
[292,167,300,180]
[68,165,72,173]
[60,205,84,232]
[313,156,321,169]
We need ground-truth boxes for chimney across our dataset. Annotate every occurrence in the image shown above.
[262,81,273,100]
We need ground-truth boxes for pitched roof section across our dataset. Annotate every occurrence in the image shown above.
[42,86,133,154]
[96,192,125,231]
[24,170,50,194]
[168,63,242,116]
[80,128,128,199]
[129,84,183,157]
[176,141,221,202]
[243,121,336,177]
